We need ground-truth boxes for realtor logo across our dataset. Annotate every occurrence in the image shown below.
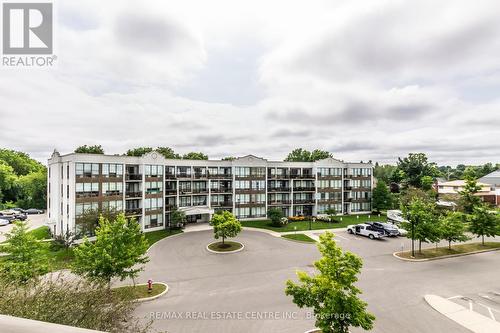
[2,2,53,54]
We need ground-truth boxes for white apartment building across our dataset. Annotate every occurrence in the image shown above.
[47,150,373,236]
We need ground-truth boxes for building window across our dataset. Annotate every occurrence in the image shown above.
[76,163,99,178]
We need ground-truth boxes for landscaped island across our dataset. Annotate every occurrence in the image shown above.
[395,242,500,260]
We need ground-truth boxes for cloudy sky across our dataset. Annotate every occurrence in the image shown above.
[1,0,499,165]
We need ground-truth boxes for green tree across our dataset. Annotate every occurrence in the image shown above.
[469,205,499,245]
[372,180,392,213]
[155,147,181,159]
[75,208,120,238]
[0,221,49,282]
[268,207,284,227]
[126,147,153,157]
[459,167,483,214]
[182,152,209,160]
[285,148,332,162]
[74,145,104,154]
[222,156,236,161]
[15,169,47,209]
[395,153,438,188]
[0,149,44,176]
[72,213,149,286]
[170,207,187,228]
[402,197,440,254]
[440,212,469,249]
[0,161,17,203]
[285,232,375,333]
[210,211,242,245]
[420,175,434,191]
[373,164,397,184]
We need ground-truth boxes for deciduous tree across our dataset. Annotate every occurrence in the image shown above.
[468,205,499,245]
[285,232,375,333]
[210,211,242,245]
[74,145,104,154]
[372,180,393,213]
[72,213,149,286]
[440,212,469,249]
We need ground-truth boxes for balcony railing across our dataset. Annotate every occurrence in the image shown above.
[235,201,266,206]
[75,192,99,198]
[192,188,208,194]
[164,189,177,195]
[126,174,142,181]
[268,187,290,192]
[211,201,233,207]
[268,200,291,205]
[211,187,232,193]
[194,173,208,179]
[125,208,142,215]
[293,187,315,191]
[208,173,232,179]
[238,214,266,219]
[293,199,315,204]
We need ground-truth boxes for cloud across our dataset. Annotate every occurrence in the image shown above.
[0,0,499,166]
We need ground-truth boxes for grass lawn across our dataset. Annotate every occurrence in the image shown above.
[242,214,384,233]
[112,283,167,299]
[28,226,51,240]
[396,242,500,259]
[144,229,183,247]
[282,233,316,243]
[208,241,243,252]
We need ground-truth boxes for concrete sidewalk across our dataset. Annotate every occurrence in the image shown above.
[425,294,500,333]
[184,223,346,242]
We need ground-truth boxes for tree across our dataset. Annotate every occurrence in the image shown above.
[126,147,153,157]
[183,152,208,160]
[395,153,438,188]
[284,148,333,162]
[459,167,483,214]
[170,207,187,228]
[268,207,284,227]
[469,205,499,245]
[75,208,120,238]
[0,221,49,282]
[420,175,434,191]
[0,161,16,203]
[0,149,45,176]
[74,145,104,154]
[72,213,149,286]
[440,212,469,249]
[156,147,181,159]
[285,232,375,333]
[401,197,440,255]
[210,211,242,246]
[373,164,397,184]
[14,169,47,209]
[222,156,236,161]
[372,180,392,213]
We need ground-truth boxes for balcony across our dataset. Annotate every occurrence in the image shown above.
[126,174,142,181]
[192,188,208,194]
[268,187,290,192]
[125,208,142,215]
[208,173,232,179]
[75,192,99,199]
[164,189,177,195]
[293,199,315,204]
[268,200,291,205]
[211,201,233,207]
[293,187,315,192]
[165,174,176,179]
[194,173,208,179]
[211,187,232,193]
[177,173,192,179]
[179,188,192,195]
[235,201,266,206]
[344,186,352,190]
[268,174,290,179]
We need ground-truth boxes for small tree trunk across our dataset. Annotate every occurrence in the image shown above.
[482,234,485,246]
[222,236,225,245]
[448,241,451,250]
[418,240,422,254]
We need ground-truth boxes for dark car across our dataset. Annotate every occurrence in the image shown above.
[14,213,27,221]
[12,208,26,214]
[24,208,44,214]
[366,222,400,237]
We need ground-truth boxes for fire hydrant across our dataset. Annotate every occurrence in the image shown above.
[148,279,153,294]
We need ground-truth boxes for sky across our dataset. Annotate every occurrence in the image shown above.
[1,0,499,166]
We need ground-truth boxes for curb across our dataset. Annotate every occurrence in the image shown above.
[393,247,500,262]
[131,282,169,302]
[206,241,245,254]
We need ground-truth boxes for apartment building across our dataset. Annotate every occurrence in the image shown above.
[47,150,373,236]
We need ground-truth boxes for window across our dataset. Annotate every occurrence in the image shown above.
[251,180,265,190]
[146,165,163,177]
[76,183,99,197]
[145,181,163,194]
[235,167,250,177]
[75,202,98,216]
[145,197,163,211]
[76,163,99,177]
[102,182,123,196]
[102,164,123,177]
[179,196,191,207]
[102,200,123,212]
[145,214,163,229]
[193,196,207,206]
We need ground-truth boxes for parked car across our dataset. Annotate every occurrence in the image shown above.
[14,213,27,221]
[394,225,408,236]
[0,214,17,223]
[11,208,26,214]
[366,222,400,237]
[24,208,43,214]
[0,218,10,226]
[346,223,385,240]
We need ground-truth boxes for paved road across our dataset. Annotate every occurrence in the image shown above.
[134,229,500,333]
[0,213,47,242]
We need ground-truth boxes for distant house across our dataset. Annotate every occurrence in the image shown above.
[437,179,498,206]
[479,170,500,206]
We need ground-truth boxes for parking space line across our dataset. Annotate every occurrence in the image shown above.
[447,295,463,300]
[469,301,473,311]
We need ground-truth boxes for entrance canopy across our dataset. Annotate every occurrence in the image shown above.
[179,206,214,216]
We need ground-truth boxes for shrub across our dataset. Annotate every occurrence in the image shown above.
[268,208,285,227]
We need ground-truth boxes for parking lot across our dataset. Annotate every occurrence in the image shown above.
[134,228,500,333]
[0,213,47,242]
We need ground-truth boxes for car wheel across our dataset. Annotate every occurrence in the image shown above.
[347,229,353,234]
[369,234,375,240]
